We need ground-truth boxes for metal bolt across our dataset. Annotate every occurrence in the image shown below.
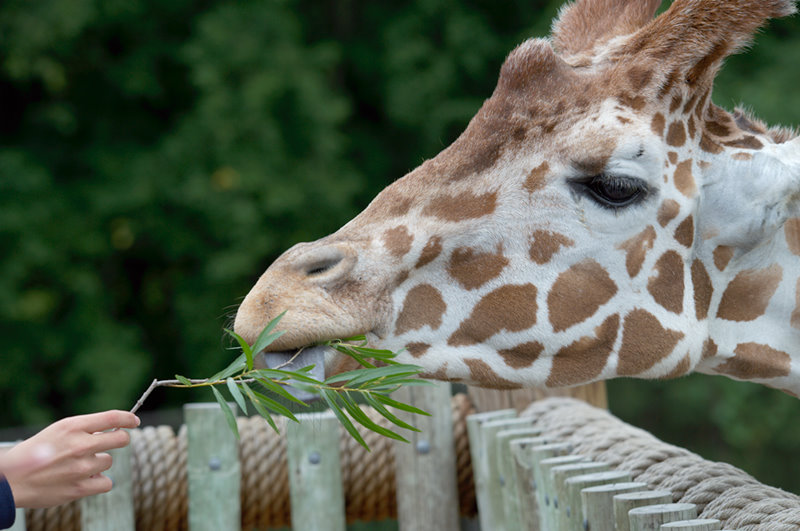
[308,451,321,465]
[554,497,559,509]
[545,495,550,506]
[208,457,222,471]
[583,518,590,531]
[531,479,538,490]
[416,440,431,455]
[499,475,505,487]
[566,506,571,518]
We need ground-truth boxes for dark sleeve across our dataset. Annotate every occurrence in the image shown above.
[0,477,16,530]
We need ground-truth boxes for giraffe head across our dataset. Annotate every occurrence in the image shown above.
[235,0,800,395]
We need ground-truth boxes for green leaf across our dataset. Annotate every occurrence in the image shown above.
[374,394,432,416]
[321,389,369,450]
[226,377,248,414]
[251,311,287,354]
[253,377,309,406]
[175,374,193,386]
[363,393,420,432]
[339,393,408,443]
[225,329,254,371]
[209,353,247,382]
[251,389,299,422]
[211,385,240,439]
[240,382,279,433]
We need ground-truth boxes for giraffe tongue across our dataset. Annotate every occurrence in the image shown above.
[253,345,327,402]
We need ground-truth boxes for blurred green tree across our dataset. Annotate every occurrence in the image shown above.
[0,0,798,494]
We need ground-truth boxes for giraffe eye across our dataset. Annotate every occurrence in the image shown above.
[580,175,646,208]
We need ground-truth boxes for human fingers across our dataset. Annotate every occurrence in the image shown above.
[84,453,113,477]
[71,410,140,434]
[76,473,113,498]
[84,428,131,454]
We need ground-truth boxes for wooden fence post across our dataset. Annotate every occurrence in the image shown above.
[286,411,346,531]
[550,462,609,531]
[184,402,241,531]
[628,503,698,531]
[563,470,631,531]
[393,382,460,531]
[466,409,516,530]
[613,491,673,531]
[660,519,722,530]
[536,455,586,530]
[511,440,571,531]
[581,482,648,531]
[496,430,544,531]
[80,440,135,531]
[481,417,537,530]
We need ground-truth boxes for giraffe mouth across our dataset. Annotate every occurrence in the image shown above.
[253,345,329,402]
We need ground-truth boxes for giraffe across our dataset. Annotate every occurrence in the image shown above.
[234,0,800,397]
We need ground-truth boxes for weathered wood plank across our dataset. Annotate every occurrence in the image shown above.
[660,519,722,530]
[496,431,544,531]
[563,470,631,531]
[394,382,460,531]
[286,410,346,531]
[511,439,569,531]
[613,490,673,531]
[628,503,698,531]
[551,462,609,531]
[184,402,241,531]
[581,482,648,531]
[80,442,135,531]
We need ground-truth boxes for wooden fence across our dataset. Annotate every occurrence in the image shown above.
[4,387,798,530]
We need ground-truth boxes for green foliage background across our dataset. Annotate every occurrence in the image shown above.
[1,0,799,495]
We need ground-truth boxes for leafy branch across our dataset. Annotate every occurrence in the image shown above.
[131,313,431,449]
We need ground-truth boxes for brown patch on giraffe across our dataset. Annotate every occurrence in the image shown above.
[617,116,632,125]
[715,343,791,379]
[422,190,497,222]
[395,284,447,335]
[529,230,575,265]
[657,200,680,227]
[663,353,692,379]
[405,342,430,358]
[448,284,538,346]
[723,136,764,150]
[548,260,617,332]
[682,92,700,115]
[791,278,800,330]
[382,226,413,259]
[686,42,730,87]
[618,225,656,278]
[691,260,713,321]
[702,338,718,360]
[617,309,685,376]
[419,363,450,381]
[658,69,681,99]
[666,122,687,147]
[705,119,731,137]
[464,358,521,389]
[669,95,682,113]
[713,245,735,271]
[674,215,694,248]
[546,313,619,387]
[687,115,697,139]
[699,133,724,154]
[524,161,550,195]
[395,269,410,286]
[618,93,646,111]
[415,236,443,268]
[647,250,684,314]
[785,218,800,256]
[626,66,654,92]
[731,152,753,161]
[447,246,509,290]
[498,341,545,369]
[673,159,696,197]
[667,152,678,165]
[716,264,783,322]
[651,113,666,137]
[382,194,414,217]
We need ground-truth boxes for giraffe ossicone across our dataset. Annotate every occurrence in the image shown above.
[234,0,800,397]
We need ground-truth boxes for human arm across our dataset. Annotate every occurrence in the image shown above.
[0,410,140,509]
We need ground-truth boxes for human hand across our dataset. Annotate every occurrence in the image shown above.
[0,410,140,508]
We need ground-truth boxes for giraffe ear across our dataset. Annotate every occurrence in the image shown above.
[551,0,662,56]
[619,0,797,91]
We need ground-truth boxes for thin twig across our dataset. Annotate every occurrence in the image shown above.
[129,377,257,414]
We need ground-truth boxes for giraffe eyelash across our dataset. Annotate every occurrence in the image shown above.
[570,174,651,210]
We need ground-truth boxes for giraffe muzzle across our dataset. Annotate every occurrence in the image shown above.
[253,345,328,402]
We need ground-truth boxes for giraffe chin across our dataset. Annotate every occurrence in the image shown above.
[253,345,329,402]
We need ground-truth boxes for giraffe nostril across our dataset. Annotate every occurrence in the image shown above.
[294,244,355,281]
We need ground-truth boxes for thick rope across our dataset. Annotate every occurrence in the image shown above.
[23,393,476,531]
[521,397,800,531]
